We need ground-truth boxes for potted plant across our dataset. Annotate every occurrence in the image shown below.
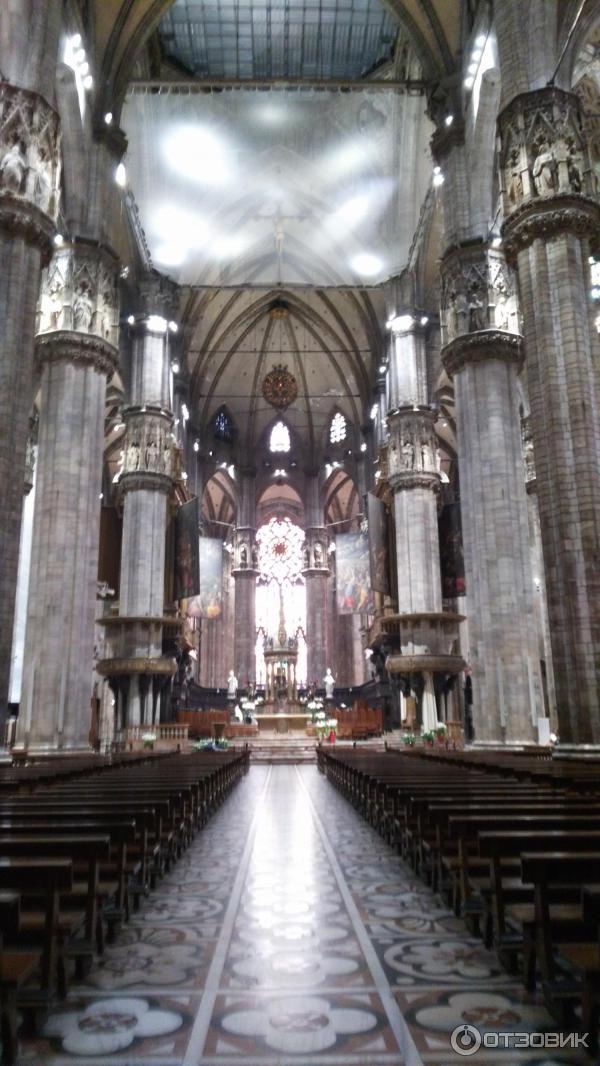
[142,731,157,750]
[402,733,416,746]
[421,730,435,747]
[435,724,447,745]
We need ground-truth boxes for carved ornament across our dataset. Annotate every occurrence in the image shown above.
[440,240,521,346]
[262,364,298,409]
[498,87,596,219]
[37,243,120,347]
[0,81,61,243]
[501,195,600,262]
[441,329,524,378]
[35,330,118,377]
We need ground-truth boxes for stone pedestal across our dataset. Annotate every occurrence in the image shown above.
[499,87,600,743]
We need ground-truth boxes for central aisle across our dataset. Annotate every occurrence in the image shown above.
[26,765,587,1066]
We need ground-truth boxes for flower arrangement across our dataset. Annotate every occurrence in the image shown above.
[435,724,447,743]
[193,739,229,751]
[315,716,337,742]
[307,698,324,721]
[421,730,436,746]
[402,733,417,746]
[141,731,157,749]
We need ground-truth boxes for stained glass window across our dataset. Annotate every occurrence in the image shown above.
[269,420,291,453]
[330,411,347,443]
[214,408,233,441]
[256,517,303,582]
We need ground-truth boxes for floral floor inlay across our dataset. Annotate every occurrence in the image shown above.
[18,764,590,1065]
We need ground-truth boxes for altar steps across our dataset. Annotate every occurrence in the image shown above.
[231,736,318,763]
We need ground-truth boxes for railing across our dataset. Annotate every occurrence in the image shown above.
[123,724,189,744]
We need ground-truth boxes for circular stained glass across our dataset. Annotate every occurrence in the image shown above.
[256,518,304,584]
[262,364,298,409]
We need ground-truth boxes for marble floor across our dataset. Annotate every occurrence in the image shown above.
[19,765,591,1066]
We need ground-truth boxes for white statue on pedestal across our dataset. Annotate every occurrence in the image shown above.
[227,670,238,699]
[323,668,335,699]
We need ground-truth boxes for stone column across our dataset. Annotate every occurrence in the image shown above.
[498,88,600,744]
[384,311,463,729]
[232,471,257,687]
[302,472,330,686]
[15,243,119,753]
[98,277,179,730]
[440,241,543,743]
[0,80,61,732]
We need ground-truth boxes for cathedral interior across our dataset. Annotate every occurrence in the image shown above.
[0,0,600,1063]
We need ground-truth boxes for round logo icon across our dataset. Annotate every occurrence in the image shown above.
[450,1023,482,1056]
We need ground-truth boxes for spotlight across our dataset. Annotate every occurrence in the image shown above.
[360,442,367,452]
[115,163,127,188]
[127,314,135,325]
[464,76,475,89]
[171,360,180,374]
[53,233,64,247]
[104,112,113,125]
[445,114,454,127]
[193,440,200,452]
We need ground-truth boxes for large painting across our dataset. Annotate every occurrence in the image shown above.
[336,531,375,615]
[185,537,223,619]
[174,498,199,601]
[438,502,465,598]
[367,493,390,596]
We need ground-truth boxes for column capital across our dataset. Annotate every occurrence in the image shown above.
[387,406,441,494]
[0,81,61,258]
[502,195,600,263]
[440,239,522,346]
[118,408,176,488]
[442,329,524,377]
[139,270,179,321]
[37,239,120,348]
[35,329,118,376]
[498,86,600,257]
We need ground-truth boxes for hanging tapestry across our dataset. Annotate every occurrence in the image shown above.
[174,498,199,600]
[185,537,223,619]
[336,531,375,614]
[367,493,390,595]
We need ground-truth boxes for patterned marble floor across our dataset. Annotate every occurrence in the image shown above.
[19,765,591,1066]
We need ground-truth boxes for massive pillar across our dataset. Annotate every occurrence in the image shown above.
[440,241,543,743]
[385,314,463,729]
[16,243,119,752]
[498,88,600,744]
[232,471,257,687]
[99,277,178,731]
[302,472,330,686]
[0,76,61,732]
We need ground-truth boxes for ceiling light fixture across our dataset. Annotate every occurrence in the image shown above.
[147,314,167,334]
[115,163,127,188]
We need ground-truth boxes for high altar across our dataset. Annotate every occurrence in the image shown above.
[257,588,309,730]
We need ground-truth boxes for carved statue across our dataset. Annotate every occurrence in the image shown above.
[145,438,158,471]
[468,286,486,332]
[313,541,322,567]
[402,439,414,470]
[435,447,442,472]
[507,149,523,205]
[127,441,140,471]
[227,670,238,698]
[495,286,510,331]
[240,544,247,568]
[532,139,558,196]
[303,546,310,570]
[0,138,26,193]
[323,668,335,699]
[73,283,93,332]
[30,142,52,210]
[162,445,171,474]
[251,545,258,569]
[420,439,430,469]
[455,289,469,333]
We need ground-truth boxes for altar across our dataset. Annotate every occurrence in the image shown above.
[255,712,311,733]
